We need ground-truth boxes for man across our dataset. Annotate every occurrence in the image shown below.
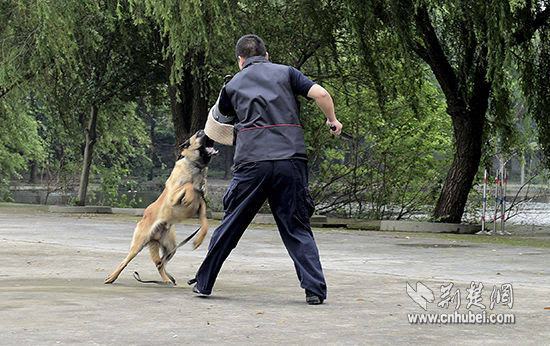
[192,34,342,305]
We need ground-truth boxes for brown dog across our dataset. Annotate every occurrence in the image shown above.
[105,130,218,284]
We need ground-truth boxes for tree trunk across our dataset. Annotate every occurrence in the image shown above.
[433,112,485,222]
[433,71,490,223]
[148,115,156,181]
[28,162,39,184]
[165,52,209,157]
[76,104,98,206]
[409,4,492,223]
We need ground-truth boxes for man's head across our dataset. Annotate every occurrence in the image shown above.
[235,34,269,70]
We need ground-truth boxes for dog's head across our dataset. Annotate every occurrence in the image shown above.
[178,130,218,167]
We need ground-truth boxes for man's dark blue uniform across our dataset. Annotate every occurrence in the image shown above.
[193,37,341,303]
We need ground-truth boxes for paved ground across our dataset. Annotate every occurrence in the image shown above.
[1,205,549,345]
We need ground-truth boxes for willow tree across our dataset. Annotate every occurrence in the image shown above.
[515,1,550,165]
[0,1,43,185]
[349,0,550,222]
[128,0,236,151]
[1,0,165,205]
[128,0,345,153]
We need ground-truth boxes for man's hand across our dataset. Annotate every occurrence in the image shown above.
[327,119,343,136]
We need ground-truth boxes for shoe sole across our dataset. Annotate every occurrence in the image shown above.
[192,285,210,297]
[306,297,323,305]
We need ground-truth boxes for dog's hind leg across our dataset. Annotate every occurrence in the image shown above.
[104,225,149,284]
[193,198,208,249]
[161,225,178,263]
[148,237,175,283]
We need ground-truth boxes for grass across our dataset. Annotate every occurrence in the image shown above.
[376,231,550,248]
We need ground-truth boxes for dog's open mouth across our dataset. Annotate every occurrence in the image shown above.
[203,134,218,157]
[205,147,219,156]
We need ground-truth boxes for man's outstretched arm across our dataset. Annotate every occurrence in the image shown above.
[307,84,342,135]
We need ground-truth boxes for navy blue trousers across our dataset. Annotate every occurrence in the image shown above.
[194,159,327,299]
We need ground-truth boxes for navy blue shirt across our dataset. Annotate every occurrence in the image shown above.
[218,65,314,116]
[220,56,316,166]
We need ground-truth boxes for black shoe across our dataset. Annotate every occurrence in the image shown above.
[305,290,324,305]
[192,284,210,297]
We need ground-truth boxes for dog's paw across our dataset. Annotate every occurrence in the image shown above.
[104,275,116,284]
[182,198,193,208]
[193,228,206,250]
[192,239,202,250]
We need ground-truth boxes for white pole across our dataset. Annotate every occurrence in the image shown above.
[502,167,507,234]
[482,169,487,233]
[493,169,500,235]
[499,167,504,234]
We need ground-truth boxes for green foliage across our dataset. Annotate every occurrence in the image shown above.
[86,101,151,207]
[135,95,175,177]
[1,0,166,205]
[27,96,81,200]
[0,178,14,202]
[0,99,43,178]
[236,0,342,68]
[129,0,235,84]
[1,0,548,220]
[516,26,550,167]
[306,69,452,219]
[93,166,141,208]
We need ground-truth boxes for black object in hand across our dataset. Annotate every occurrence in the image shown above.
[329,124,354,140]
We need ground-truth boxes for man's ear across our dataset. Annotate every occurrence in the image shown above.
[238,56,246,70]
[179,139,190,150]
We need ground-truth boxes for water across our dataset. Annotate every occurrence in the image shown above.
[8,186,550,226]
[506,202,550,226]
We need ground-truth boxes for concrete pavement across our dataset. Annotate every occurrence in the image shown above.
[0,205,549,345]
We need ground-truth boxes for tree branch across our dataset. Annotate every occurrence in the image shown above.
[295,40,321,69]
[97,76,141,105]
[0,87,10,99]
[513,6,550,45]
[0,72,36,99]
[413,5,461,107]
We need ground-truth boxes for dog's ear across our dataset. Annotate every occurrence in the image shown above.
[179,139,190,150]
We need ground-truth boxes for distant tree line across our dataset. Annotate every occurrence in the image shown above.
[1,0,549,222]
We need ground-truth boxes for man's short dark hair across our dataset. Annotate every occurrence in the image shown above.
[235,34,266,60]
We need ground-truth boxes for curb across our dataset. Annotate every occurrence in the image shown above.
[379,220,480,234]
[48,205,112,214]
[112,207,145,216]
[46,206,479,233]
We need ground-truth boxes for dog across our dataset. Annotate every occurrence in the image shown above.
[104,130,218,284]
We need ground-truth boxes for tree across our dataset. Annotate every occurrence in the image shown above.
[348,0,550,222]
[37,1,164,205]
[0,99,42,187]
[0,0,165,205]
[129,0,236,152]
[129,0,343,154]
[514,1,550,165]
[0,1,45,195]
